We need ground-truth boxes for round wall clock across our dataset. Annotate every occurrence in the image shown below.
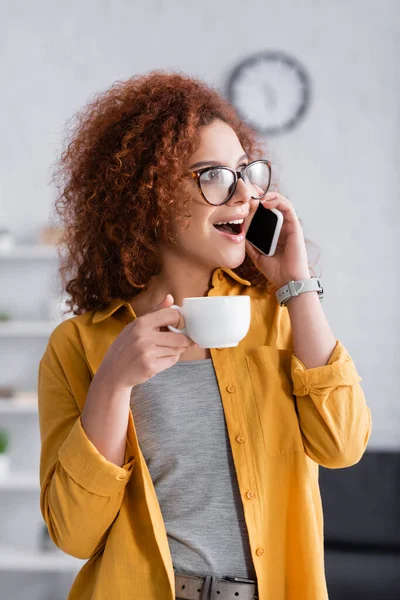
[226,51,311,136]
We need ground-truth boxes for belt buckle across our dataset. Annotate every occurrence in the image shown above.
[224,575,256,584]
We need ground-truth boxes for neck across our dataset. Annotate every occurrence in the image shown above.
[129,253,217,317]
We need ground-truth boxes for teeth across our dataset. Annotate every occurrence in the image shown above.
[214,219,244,225]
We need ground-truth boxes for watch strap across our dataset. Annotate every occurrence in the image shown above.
[275,277,324,307]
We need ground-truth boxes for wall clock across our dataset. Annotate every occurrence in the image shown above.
[226,51,311,136]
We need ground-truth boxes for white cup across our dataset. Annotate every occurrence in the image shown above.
[167,296,250,348]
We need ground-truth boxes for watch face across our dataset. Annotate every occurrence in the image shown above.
[226,51,311,136]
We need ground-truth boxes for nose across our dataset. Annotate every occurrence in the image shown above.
[227,177,252,207]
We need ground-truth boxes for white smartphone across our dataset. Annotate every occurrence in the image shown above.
[246,203,283,257]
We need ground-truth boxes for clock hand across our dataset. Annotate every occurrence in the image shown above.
[263,84,277,110]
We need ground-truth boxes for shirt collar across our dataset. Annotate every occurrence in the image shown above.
[92,267,251,324]
[220,267,251,287]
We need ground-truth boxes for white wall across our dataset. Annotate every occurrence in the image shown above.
[1,1,399,597]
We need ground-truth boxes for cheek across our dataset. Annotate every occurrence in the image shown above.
[191,220,214,239]
[175,218,213,246]
[250,198,259,215]
[186,208,216,236]
[174,197,216,242]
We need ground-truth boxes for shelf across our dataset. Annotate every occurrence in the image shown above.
[0,321,61,337]
[0,245,58,260]
[0,243,85,578]
[0,471,40,491]
[0,544,86,572]
[0,399,38,414]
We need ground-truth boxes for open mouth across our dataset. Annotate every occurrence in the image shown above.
[213,221,244,236]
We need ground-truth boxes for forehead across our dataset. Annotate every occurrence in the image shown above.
[191,119,245,165]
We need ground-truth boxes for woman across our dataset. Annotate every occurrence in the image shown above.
[38,71,372,600]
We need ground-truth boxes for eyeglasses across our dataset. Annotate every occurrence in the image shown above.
[188,159,272,206]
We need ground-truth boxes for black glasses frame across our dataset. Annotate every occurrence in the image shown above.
[189,159,272,206]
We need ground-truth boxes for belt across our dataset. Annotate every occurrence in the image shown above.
[174,568,258,600]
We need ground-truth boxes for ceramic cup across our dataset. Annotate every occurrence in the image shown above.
[167,295,250,348]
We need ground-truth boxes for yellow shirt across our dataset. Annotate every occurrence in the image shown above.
[38,267,372,600]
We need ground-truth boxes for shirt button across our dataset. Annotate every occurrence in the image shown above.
[218,272,224,280]
[255,547,264,556]
[235,435,245,443]
[246,490,255,499]
[226,385,236,393]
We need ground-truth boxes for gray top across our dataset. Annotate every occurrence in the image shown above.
[129,358,256,580]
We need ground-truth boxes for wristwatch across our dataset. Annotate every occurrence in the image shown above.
[275,277,324,307]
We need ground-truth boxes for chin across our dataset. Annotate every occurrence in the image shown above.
[218,249,246,271]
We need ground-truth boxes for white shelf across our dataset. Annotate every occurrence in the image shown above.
[0,399,38,414]
[0,544,86,572]
[0,243,82,581]
[0,245,58,260]
[0,321,61,337]
[0,471,40,491]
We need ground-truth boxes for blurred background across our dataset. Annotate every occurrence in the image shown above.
[0,1,399,598]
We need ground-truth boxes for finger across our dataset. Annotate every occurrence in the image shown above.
[153,331,194,349]
[261,193,291,209]
[261,193,299,224]
[142,306,182,330]
[146,294,176,334]
[156,348,181,360]
[150,293,174,313]
[252,183,265,197]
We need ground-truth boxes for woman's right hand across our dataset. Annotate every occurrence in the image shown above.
[95,294,195,389]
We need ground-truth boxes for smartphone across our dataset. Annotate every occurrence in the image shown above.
[246,202,283,257]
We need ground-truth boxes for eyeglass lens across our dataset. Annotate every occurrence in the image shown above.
[199,161,270,205]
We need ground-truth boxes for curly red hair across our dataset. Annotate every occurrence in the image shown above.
[51,70,318,316]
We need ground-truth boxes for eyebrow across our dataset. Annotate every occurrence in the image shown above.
[189,153,248,171]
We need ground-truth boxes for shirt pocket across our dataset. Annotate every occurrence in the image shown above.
[245,345,304,457]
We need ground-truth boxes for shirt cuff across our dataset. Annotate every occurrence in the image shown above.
[58,415,136,497]
[291,339,362,397]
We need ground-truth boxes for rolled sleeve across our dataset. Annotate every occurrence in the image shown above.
[58,415,136,497]
[289,340,372,468]
[291,340,362,396]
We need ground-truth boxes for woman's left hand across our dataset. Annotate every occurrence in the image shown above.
[245,192,311,289]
